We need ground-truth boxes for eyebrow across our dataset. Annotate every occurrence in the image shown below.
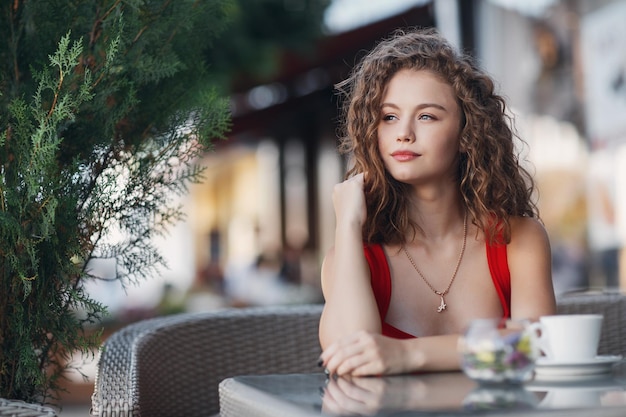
[381,102,448,111]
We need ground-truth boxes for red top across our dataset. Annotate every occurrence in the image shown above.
[364,240,511,339]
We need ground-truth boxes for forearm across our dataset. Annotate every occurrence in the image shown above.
[405,334,462,372]
[320,331,463,376]
[319,223,381,348]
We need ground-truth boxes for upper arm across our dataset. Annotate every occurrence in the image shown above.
[507,217,556,320]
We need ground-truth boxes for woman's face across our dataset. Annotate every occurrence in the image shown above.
[377,69,462,187]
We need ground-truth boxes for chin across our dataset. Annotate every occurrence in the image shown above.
[391,175,419,186]
[388,170,417,182]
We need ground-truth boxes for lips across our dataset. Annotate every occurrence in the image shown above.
[391,150,420,161]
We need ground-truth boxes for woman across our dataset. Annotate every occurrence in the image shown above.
[318,27,556,376]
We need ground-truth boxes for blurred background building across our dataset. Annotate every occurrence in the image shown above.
[83,0,626,320]
[62,0,626,409]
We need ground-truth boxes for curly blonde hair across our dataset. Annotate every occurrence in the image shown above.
[336,27,538,245]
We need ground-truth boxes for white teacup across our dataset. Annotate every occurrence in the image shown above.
[530,314,603,362]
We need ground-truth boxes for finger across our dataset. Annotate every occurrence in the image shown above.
[335,350,372,376]
[322,335,364,374]
[326,345,368,376]
[339,350,387,377]
[350,363,380,377]
[332,334,381,376]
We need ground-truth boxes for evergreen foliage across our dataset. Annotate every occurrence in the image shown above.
[0,0,233,403]
[0,0,331,404]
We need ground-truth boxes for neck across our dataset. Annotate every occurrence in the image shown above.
[410,204,466,242]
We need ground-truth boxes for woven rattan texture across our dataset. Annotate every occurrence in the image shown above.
[556,291,626,356]
[93,293,626,417]
[0,399,56,417]
[92,304,323,417]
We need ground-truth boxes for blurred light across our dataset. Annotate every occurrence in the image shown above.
[487,0,558,17]
[324,0,430,33]
[247,83,288,110]
[294,68,331,96]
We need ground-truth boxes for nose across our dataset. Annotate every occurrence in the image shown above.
[396,125,415,143]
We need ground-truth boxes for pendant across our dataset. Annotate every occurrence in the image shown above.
[436,292,447,313]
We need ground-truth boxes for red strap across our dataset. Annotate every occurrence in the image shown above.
[364,244,391,320]
[486,240,511,318]
[365,244,416,339]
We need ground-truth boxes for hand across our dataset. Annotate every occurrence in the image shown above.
[320,330,410,377]
[332,173,367,229]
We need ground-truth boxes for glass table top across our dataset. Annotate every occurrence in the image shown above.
[227,362,626,416]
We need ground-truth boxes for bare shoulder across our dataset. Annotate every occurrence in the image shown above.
[507,216,552,283]
[508,216,550,250]
[507,216,556,317]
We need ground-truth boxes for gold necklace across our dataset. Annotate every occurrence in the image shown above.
[402,213,467,313]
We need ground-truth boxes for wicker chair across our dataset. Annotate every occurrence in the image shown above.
[0,399,56,417]
[92,291,626,417]
[91,304,323,417]
[556,290,626,356]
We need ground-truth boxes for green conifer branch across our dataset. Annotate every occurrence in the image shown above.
[0,4,231,400]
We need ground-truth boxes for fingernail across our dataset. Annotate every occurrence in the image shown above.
[324,367,330,376]
[317,358,324,367]
[318,387,325,397]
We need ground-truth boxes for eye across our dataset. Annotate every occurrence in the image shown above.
[382,114,398,121]
[418,114,435,121]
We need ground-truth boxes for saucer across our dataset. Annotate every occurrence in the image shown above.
[527,375,626,391]
[534,355,623,381]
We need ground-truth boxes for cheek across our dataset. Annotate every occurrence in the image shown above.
[442,128,462,153]
[376,129,386,152]
[377,124,394,148]
[375,136,393,168]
